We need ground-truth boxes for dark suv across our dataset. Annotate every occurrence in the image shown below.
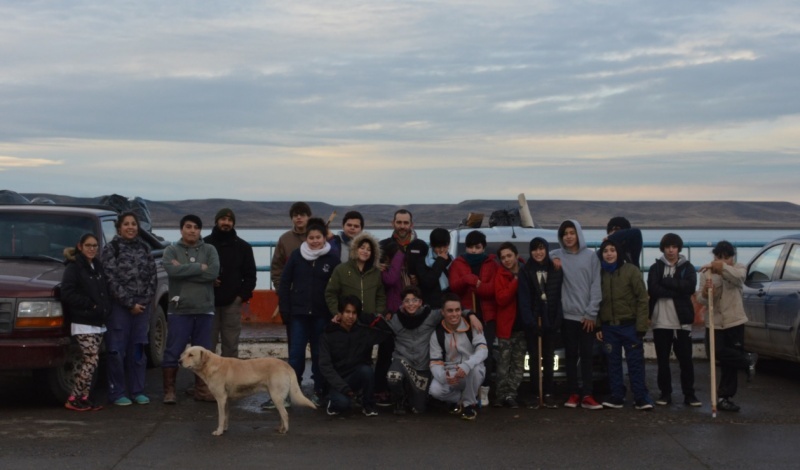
[743,234,800,363]
[0,205,170,403]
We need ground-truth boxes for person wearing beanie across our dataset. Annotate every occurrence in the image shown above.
[416,227,453,309]
[518,236,563,408]
[648,233,701,407]
[203,207,257,359]
[603,216,643,268]
[162,214,220,404]
[596,239,654,410]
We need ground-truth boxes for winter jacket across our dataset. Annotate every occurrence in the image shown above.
[598,263,649,334]
[415,245,452,309]
[648,256,697,325]
[163,239,220,315]
[319,322,389,395]
[494,263,522,339]
[271,229,306,290]
[325,232,386,315]
[448,254,499,322]
[60,249,112,327]
[429,318,488,384]
[101,235,157,310]
[696,263,748,330]
[278,246,339,318]
[380,305,443,371]
[204,227,257,306]
[518,255,563,331]
[380,232,428,310]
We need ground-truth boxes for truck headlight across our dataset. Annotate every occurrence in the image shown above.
[16,301,64,328]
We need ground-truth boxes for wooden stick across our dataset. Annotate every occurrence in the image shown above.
[537,316,544,408]
[708,282,717,418]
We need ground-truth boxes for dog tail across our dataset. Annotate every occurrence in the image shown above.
[288,374,317,410]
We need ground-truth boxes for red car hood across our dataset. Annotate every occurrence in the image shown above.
[0,259,64,297]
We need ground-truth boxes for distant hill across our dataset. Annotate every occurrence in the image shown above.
[12,192,800,230]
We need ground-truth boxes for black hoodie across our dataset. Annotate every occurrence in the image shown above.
[517,238,563,330]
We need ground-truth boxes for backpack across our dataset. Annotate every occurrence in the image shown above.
[434,322,473,360]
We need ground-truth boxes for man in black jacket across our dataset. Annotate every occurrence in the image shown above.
[319,295,388,417]
[203,208,257,358]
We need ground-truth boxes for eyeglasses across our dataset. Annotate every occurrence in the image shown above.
[83,244,99,249]
[402,298,421,305]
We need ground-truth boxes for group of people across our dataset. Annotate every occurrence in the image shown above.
[59,203,757,420]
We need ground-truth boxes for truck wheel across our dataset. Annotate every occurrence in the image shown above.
[34,337,83,404]
[147,304,167,367]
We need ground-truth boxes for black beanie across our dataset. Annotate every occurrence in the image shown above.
[215,208,236,225]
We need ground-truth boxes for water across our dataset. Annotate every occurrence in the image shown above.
[152,227,798,290]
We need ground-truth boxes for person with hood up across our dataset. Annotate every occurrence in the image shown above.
[61,233,112,411]
[279,218,340,406]
[596,239,654,410]
[647,233,701,407]
[448,230,499,406]
[550,220,602,410]
[518,237,563,409]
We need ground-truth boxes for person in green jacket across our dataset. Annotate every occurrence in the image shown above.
[325,232,387,316]
[596,239,654,410]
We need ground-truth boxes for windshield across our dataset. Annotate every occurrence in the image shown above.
[0,213,98,260]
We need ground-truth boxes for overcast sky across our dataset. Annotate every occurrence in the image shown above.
[1,0,799,205]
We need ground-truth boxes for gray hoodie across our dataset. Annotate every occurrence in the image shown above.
[550,219,601,323]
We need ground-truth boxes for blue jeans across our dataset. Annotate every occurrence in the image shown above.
[602,323,650,403]
[163,314,213,368]
[327,364,375,412]
[288,315,328,395]
[105,302,150,401]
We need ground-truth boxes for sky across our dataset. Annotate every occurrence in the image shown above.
[1,0,799,205]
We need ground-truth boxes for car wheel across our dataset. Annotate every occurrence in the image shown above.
[34,337,84,404]
[147,303,167,367]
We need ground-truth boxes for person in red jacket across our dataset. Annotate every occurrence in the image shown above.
[493,242,526,408]
[448,230,498,406]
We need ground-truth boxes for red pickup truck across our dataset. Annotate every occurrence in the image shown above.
[0,204,170,403]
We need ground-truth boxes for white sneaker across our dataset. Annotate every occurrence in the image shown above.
[479,386,490,407]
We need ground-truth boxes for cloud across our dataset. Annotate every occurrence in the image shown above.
[0,156,61,170]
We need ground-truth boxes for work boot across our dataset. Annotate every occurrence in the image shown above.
[193,376,216,402]
[162,367,178,405]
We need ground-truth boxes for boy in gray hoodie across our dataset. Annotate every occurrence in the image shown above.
[550,220,602,409]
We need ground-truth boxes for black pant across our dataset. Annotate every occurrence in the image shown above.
[709,325,749,399]
[562,319,595,396]
[525,327,556,397]
[374,336,394,394]
[653,328,695,397]
[482,320,496,387]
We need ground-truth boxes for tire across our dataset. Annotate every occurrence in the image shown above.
[34,337,84,404]
[147,303,167,368]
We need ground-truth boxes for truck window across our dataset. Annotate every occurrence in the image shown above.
[0,213,97,259]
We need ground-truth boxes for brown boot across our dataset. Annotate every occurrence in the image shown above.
[162,367,178,404]
[193,375,216,402]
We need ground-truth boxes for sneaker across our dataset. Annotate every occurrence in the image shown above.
[448,402,462,415]
[602,397,624,409]
[375,392,393,407]
[113,397,133,406]
[526,396,540,409]
[503,397,519,409]
[80,396,103,411]
[543,395,559,409]
[326,401,340,416]
[718,397,741,412]
[635,400,655,411]
[133,394,150,405]
[564,394,580,408]
[362,405,378,417]
[655,394,672,406]
[746,352,758,382]
[479,386,490,408]
[65,396,90,411]
[581,395,603,410]
[461,405,478,420]
[684,395,702,407]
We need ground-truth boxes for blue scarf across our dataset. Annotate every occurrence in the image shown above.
[601,260,618,273]
[425,248,451,291]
